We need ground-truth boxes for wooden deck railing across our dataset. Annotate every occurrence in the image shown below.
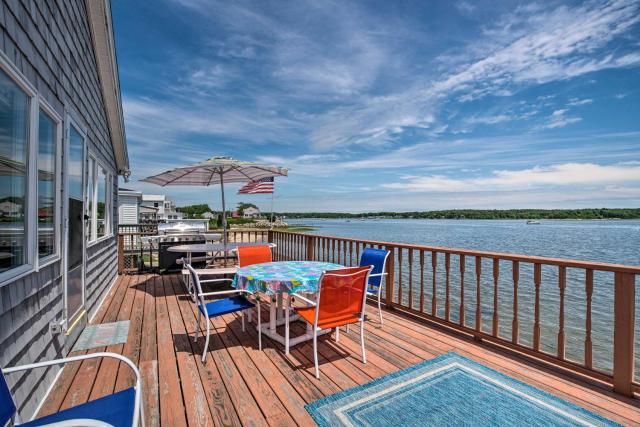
[268,230,639,397]
[116,226,269,274]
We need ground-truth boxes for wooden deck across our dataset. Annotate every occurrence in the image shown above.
[38,274,640,426]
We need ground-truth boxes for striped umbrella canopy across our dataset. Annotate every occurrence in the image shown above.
[141,156,288,244]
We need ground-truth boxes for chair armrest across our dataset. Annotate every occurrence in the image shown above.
[199,289,252,298]
[36,419,115,427]
[3,352,143,427]
[199,278,233,284]
[368,272,387,278]
[292,293,316,306]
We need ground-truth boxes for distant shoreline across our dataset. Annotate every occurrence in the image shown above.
[275,208,640,221]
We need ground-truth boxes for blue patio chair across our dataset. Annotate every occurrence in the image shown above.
[185,260,261,363]
[1,352,143,426]
[359,247,390,325]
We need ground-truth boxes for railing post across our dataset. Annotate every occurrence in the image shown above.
[306,236,315,261]
[117,234,124,275]
[386,246,395,309]
[613,272,635,396]
[267,229,274,243]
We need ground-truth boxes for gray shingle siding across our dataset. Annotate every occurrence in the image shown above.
[0,0,121,420]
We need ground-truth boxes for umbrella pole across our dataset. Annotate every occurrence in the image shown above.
[220,171,228,246]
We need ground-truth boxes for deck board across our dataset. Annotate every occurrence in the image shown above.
[38,274,640,426]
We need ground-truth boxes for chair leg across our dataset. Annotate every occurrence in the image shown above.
[202,318,211,363]
[378,293,384,325]
[285,296,290,355]
[335,326,340,342]
[360,320,366,364]
[248,309,252,323]
[313,329,320,379]
[257,301,262,351]
[194,310,201,342]
[346,324,350,333]
[242,310,245,332]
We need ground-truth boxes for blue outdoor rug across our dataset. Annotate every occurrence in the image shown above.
[72,321,130,352]
[306,353,618,427]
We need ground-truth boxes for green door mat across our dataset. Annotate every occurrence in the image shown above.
[73,320,130,352]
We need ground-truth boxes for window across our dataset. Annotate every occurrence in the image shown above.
[86,157,111,242]
[97,165,107,238]
[0,68,30,274]
[37,109,58,260]
[86,156,94,239]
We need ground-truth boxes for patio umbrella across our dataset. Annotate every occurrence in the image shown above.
[140,156,288,244]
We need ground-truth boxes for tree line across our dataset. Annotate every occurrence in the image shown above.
[273,208,640,220]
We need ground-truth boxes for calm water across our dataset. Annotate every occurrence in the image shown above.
[288,218,640,378]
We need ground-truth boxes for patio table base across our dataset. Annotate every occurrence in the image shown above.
[260,294,331,354]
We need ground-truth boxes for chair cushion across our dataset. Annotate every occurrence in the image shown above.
[22,387,135,427]
[295,306,360,330]
[199,295,255,318]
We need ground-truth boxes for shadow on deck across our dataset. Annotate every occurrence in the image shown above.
[37,274,640,426]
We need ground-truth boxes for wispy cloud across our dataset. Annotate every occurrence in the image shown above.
[567,98,593,106]
[306,0,640,149]
[540,108,582,129]
[383,162,640,192]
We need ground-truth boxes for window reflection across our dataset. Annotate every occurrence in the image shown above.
[97,166,107,238]
[86,156,94,240]
[0,69,30,273]
[38,110,56,259]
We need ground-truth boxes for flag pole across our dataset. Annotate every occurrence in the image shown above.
[269,179,275,229]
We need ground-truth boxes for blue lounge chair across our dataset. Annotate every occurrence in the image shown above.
[359,247,391,325]
[185,261,261,362]
[1,352,143,426]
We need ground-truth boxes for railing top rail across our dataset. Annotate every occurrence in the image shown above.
[271,230,640,274]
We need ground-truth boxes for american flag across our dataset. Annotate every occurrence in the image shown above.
[237,177,274,194]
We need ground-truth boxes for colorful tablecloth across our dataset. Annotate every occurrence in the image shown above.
[232,261,344,295]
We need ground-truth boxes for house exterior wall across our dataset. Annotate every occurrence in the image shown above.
[0,0,121,419]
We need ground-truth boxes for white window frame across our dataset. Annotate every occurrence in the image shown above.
[0,52,38,286]
[36,97,63,270]
[86,155,114,246]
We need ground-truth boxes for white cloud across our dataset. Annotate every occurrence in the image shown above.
[383,162,640,192]
[567,98,593,106]
[540,109,582,129]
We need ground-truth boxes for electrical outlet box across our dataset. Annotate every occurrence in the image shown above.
[49,319,66,335]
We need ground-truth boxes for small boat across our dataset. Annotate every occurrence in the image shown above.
[526,220,541,225]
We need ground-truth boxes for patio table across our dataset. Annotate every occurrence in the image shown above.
[233,261,343,353]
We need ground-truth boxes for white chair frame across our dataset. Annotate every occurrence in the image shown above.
[185,262,261,363]
[2,352,143,426]
[294,267,372,379]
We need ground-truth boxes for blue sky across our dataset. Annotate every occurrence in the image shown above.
[112,0,640,212]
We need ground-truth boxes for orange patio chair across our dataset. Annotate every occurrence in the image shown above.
[237,244,273,267]
[293,266,372,378]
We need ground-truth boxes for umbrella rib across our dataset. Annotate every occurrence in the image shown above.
[206,167,219,186]
[163,167,198,186]
[231,165,254,181]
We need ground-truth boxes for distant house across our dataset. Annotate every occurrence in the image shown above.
[243,206,261,218]
[141,194,183,221]
[202,211,216,219]
[139,205,159,223]
[117,188,142,225]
